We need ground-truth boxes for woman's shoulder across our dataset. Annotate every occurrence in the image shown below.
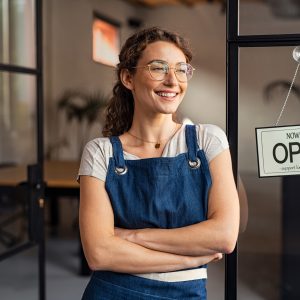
[83,137,112,154]
[196,123,226,138]
[195,123,229,162]
[181,122,227,141]
[78,137,112,182]
[85,136,111,147]
[176,122,227,143]
[81,137,113,164]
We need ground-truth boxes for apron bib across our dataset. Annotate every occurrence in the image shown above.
[82,125,212,300]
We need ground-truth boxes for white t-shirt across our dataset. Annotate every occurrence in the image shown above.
[78,124,229,182]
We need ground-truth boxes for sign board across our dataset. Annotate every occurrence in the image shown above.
[256,125,300,177]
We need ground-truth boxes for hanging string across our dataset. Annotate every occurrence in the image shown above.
[275,63,300,126]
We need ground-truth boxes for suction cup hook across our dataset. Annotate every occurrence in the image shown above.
[275,46,300,126]
[293,46,300,63]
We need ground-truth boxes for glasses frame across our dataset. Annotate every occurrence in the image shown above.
[131,61,195,82]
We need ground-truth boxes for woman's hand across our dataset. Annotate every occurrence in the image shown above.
[187,253,223,268]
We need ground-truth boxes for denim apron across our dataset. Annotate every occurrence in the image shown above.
[82,125,212,300]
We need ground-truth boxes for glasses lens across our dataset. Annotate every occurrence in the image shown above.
[148,61,167,80]
[175,63,194,82]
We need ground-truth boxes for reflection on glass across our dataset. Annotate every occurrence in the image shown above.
[0,0,36,67]
[0,185,30,253]
[238,47,300,300]
[0,71,36,254]
[0,72,37,166]
[239,0,300,35]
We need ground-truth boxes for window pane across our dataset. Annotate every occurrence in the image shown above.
[239,0,300,35]
[0,71,36,255]
[0,71,37,166]
[0,0,36,68]
[238,46,300,299]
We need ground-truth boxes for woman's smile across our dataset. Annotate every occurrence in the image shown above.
[155,90,180,100]
[126,41,188,115]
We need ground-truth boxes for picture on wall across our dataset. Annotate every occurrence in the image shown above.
[92,13,120,67]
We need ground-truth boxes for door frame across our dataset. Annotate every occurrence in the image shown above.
[226,0,300,299]
[0,0,45,299]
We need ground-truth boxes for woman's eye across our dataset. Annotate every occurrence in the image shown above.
[177,68,187,74]
[151,66,165,72]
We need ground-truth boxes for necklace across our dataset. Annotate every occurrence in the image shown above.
[127,124,179,149]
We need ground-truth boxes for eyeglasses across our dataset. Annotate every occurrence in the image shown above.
[132,60,195,82]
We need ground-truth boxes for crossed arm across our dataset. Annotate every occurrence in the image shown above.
[79,149,239,273]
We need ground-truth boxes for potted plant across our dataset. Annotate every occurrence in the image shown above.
[56,89,109,158]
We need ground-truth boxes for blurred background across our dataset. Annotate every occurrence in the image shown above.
[1,0,300,299]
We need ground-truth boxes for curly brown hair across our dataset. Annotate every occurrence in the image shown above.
[102,27,193,137]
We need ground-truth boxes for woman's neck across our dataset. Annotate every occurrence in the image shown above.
[129,114,177,142]
[119,114,180,158]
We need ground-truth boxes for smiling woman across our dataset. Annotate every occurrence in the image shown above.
[78,27,239,300]
[119,41,188,130]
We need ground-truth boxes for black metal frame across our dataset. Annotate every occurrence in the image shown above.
[226,0,300,299]
[0,0,45,299]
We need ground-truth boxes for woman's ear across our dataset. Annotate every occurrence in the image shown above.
[120,69,134,91]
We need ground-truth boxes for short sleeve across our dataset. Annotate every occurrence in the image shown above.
[197,124,229,163]
[77,137,112,182]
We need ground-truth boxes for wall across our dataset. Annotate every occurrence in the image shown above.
[43,0,140,159]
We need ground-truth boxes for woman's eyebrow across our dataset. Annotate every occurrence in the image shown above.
[146,59,187,65]
[147,59,167,64]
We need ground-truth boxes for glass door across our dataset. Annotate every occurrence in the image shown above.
[0,0,45,299]
[227,0,300,299]
[238,46,300,300]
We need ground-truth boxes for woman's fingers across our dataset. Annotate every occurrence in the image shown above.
[213,253,223,262]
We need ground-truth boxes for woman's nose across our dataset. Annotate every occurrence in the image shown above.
[163,68,178,85]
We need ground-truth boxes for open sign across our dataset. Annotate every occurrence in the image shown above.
[256,125,300,177]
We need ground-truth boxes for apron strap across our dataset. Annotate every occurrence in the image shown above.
[185,125,198,161]
[109,136,126,169]
[185,125,201,169]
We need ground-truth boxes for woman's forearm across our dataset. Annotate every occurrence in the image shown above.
[84,234,220,273]
[79,175,224,273]
[115,219,237,257]
[114,150,239,257]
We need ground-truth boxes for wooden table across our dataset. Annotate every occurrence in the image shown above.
[0,160,90,275]
[0,160,80,188]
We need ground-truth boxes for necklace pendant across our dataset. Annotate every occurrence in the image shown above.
[155,143,160,149]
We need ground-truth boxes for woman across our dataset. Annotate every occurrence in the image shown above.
[78,27,239,299]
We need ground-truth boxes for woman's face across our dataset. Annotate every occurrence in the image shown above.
[124,41,188,117]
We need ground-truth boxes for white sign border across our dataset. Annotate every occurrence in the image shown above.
[255,124,300,178]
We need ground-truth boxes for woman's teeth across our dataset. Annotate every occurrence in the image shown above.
[157,92,177,97]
